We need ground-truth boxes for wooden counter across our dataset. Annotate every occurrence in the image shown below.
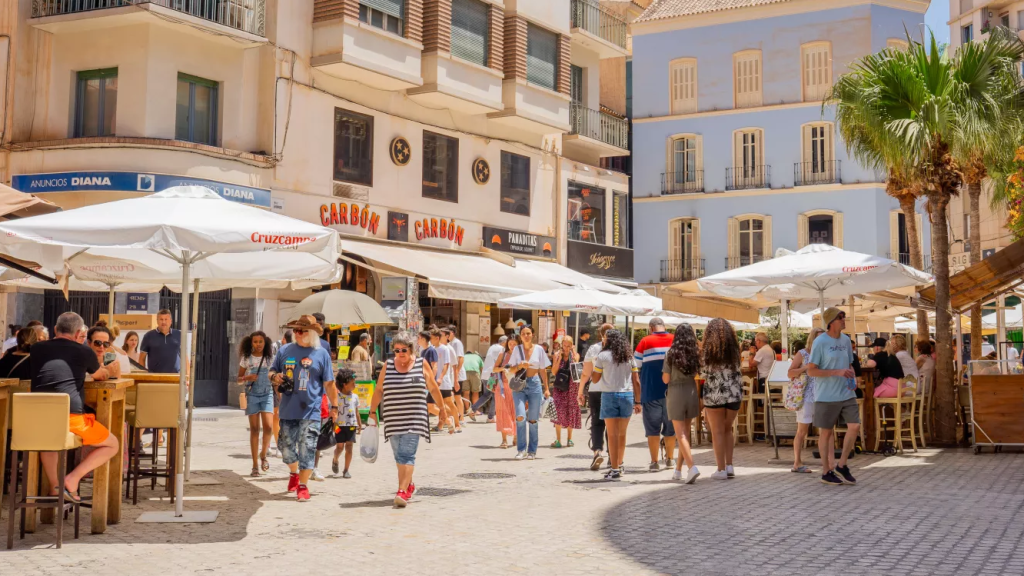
[128,373,182,384]
[970,374,1024,446]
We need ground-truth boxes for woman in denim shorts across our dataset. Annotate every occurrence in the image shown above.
[238,331,275,477]
[590,330,641,481]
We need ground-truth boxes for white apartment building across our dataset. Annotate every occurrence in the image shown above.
[0,0,633,404]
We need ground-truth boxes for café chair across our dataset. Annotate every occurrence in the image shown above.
[874,376,918,454]
[916,370,934,448]
[6,393,82,550]
[125,383,179,505]
[734,385,752,444]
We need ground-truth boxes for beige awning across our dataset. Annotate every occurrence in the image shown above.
[0,184,61,220]
[920,237,1024,312]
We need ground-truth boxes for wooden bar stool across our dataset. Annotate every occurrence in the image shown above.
[734,385,752,444]
[875,376,918,454]
[125,383,179,505]
[6,393,82,550]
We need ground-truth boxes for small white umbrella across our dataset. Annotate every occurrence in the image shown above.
[0,186,339,522]
[499,286,661,316]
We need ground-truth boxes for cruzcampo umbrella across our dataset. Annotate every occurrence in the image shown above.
[289,289,394,326]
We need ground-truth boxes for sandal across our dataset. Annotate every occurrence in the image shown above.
[791,465,812,474]
[250,467,261,478]
[499,442,509,449]
[63,487,82,503]
[550,440,563,448]
[567,440,574,447]
[260,454,270,472]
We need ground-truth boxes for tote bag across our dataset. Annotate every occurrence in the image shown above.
[360,422,379,463]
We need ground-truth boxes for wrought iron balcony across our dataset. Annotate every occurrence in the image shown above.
[725,255,770,270]
[570,103,629,150]
[725,165,770,191]
[661,171,704,195]
[570,0,627,50]
[660,259,705,282]
[887,252,931,271]
[33,0,266,36]
[794,160,841,186]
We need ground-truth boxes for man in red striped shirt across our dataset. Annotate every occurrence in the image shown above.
[634,318,677,472]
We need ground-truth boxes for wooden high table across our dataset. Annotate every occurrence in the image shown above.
[25,378,134,535]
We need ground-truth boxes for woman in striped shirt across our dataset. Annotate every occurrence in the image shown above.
[368,332,447,508]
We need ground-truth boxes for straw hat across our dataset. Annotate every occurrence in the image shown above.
[286,314,324,335]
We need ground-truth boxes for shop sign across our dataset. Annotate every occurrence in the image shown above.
[415,217,465,246]
[12,171,271,207]
[482,226,555,258]
[566,240,634,280]
[949,252,970,275]
[319,202,382,235]
[126,293,148,312]
[112,314,156,330]
[388,211,409,242]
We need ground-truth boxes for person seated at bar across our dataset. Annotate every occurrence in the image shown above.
[0,327,38,379]
[872,337,907,398]
[31,312,118,502]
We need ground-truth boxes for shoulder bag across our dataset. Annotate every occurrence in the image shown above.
[5,354,29,379]
[553,353,573,392]
[509,345,529,392]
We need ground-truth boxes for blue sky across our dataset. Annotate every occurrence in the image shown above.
[925,0,949,46]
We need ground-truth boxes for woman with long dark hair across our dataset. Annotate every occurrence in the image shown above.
[493,334,519,448]
[506,325,550,460]
[238,331,275,476]
[590,329,640,481]
[700,318,743,480]
[662,323,701,483]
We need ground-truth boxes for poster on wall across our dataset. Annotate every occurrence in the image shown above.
[478,316,491,348]
[381,277,407,301]
[538,316,555,346]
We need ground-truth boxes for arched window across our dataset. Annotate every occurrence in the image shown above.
[798,209,844,248]
[798,122,837,185]
[666,218,702,281]
[729,128,767,190]
[727,213,771,269]
[889,209,925,266]
[664,133,703,193]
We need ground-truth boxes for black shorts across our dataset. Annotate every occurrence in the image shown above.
[335,426,357,444]
[426,389,454,404]
[705,401,742,411]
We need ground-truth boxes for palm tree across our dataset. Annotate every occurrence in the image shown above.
[826,48,930,341]
[825,33,1023,444]
[949,27,1024,362]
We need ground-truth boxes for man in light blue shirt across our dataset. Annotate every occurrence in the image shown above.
[807,307,860,486]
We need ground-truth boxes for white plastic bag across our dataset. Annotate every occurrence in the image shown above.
[360,422,379,463]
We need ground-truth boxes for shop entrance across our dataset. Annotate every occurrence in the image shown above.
[43,290,113,331]
[160,288,231,407]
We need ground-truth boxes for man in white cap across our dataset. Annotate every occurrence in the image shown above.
[807,307,859,486]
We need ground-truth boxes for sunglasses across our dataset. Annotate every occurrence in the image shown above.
[292,329,308,334]
[91,340,111,348]
[393,347,410,354]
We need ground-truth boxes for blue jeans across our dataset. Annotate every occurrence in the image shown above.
[390,433,420,466]
[513,376,544,454]
[279,418,320,471]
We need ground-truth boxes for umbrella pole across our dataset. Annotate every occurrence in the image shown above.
[574,313,579,344]
[818,290,826,328]
[781,299,789,359]
[174,252,191,517]
[185,278,200,481]
[108,286,115,324]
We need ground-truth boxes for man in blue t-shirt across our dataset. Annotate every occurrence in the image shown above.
[270,315,337,503]
[807,307,860,486]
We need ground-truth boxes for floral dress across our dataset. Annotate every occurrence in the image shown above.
[700,364,743,407]
[551,351,581,429]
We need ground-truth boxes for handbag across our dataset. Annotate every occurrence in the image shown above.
[784,373,807,411]
[541,397,557,419]
[508,346,529,392]
[316,417,337,450]
[238,392,248,411]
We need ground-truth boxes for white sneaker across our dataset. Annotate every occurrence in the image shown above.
[311,469,325,482]
[514,451,526,460]
[526,453,536,460]
[726,465,735,478]
[710,470,728,480]
[671,469,682,481]
[685,466,701,484]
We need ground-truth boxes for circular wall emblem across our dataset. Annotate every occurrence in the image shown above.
[472,158,490,184]
[390,137,411,166]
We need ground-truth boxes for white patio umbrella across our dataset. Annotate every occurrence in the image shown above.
[616,313,761,331]
[0,186,339,522]
[500,286,662,345]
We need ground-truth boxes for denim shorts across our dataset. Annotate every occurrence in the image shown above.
[279,418,320,470]
[245,393,274,415]
[390,432,420,466]
[641,398,675,437]
[600,391,634,419]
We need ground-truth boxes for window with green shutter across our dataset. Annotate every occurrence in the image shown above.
[451,0,488,67]
[75,68,118,138]
[360,0,403,35]
[527,24,557,91]
[175,73,218,146]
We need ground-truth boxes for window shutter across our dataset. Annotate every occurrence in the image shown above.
[526,24,557,90]
[801,43,830,101]
[889,210,900,257]
[735,52,761,107]
[798,213,809,248]
[669,219,682,261]
[695,135,704,173]
[727,217,738,259]
[666,137,675,175]
[825,123,834,163]
[692,218,701,263]
[834,212,844,248]
[670,60,696,114]
[733,131,743,170]
[452,0,489,66]
[362,0,404,20]
[756,129,764,165]
[762,215,773,257]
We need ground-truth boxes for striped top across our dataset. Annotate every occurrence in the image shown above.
[380,357,431,442]
[634,331,674,404]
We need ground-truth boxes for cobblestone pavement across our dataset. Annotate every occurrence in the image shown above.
[3,407,1024,575]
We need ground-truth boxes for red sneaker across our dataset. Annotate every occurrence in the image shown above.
[407,483,416,498]
[296,484,310,502]
[287,473,299,492]
[393,490,409,508]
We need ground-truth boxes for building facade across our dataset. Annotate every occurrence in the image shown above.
[630,0,933,292]
[0,0,633,404]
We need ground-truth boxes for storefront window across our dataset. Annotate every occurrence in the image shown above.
[567,181,605,244]
[500,151,530,216]
[423,131,459,202]
[612,191,629,248]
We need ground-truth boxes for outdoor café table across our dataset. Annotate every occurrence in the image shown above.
[24,378,133,535]
[0,378,17,497]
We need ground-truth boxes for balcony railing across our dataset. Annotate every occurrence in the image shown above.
[570,103,629,150]
[794,160,841,186]
[570,0,627,50]
[660,259,705,282]
[661,171,704,195]
[887,252,932,271]
[33,0,266,36]
[725,255,770,270]
[725,165,770,191]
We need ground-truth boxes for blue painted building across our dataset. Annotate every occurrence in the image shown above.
[629,0,933,288]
